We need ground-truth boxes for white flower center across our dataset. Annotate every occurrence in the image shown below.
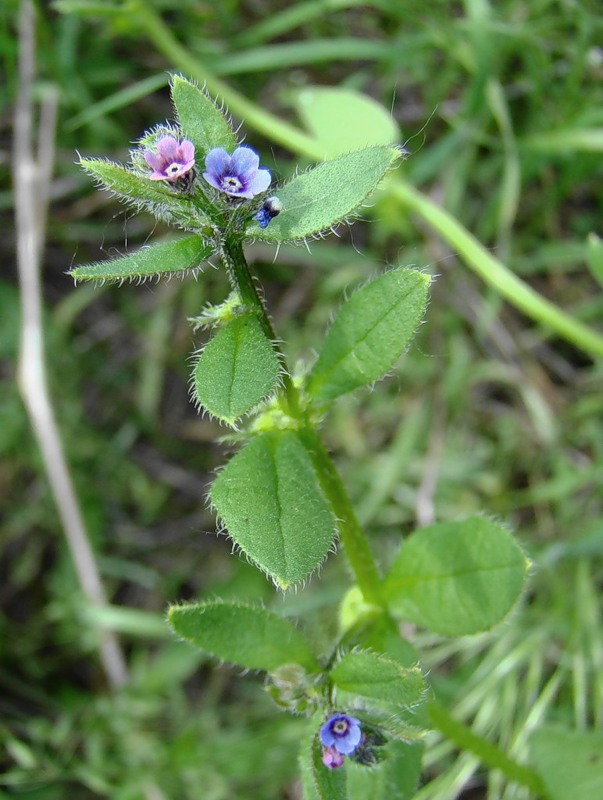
[222,175,242,191]
[167,163,182,175]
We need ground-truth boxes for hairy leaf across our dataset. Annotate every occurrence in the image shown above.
[168,601,319,672]
[210,430,337,587]
[384,518,529,636]
[247,146,399,242]
[171,75,238,155]
[69,235,211,282]
[193,314,280,424]
[307,268,430,403]
[331,651,424,713]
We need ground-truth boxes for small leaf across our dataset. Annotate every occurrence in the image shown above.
[295,87,399,157]
[300,724,348,800]
[348,741,423,800]
[307,268,430,403]
[171,75,238,155]
[529,726,603,800]
[69,235,211,282]
[210,430,337,587]
[168,601,319,672]
[247,146,399,242]
[384,517,529,636]
[331,651,424,714]
[193,314,280,424]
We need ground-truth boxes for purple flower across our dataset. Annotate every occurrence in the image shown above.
[144,136,196,183]
[320,714,362,756]
[203,146,271,199]
[321,745,345,770]
[253,196,283,228]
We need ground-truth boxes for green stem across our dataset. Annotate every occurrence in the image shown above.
[219,233,384,604]
[391,182,603,359]
[219,234,301,418]
[300,428,385,607]
[137,5,603,359]
[428,701,549,797]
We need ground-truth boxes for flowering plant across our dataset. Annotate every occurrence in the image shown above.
[70,76,529,798]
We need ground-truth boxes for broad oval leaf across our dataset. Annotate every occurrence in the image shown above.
[295,87,399,157]
[247,146,399,242]
[384,517,529,636]
[168,601,319,672]
[210,430,337,587]
[331,651,424,714]
[193,314,280,424]
[171,75,237,155]
[307,268,430,403]
[529,726,603,800]
[69,235,212,282]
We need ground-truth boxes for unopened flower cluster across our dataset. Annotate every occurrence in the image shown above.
[142,134,280,228]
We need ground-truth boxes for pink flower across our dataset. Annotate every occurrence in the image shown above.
[144,136,196,183]
[321,745,345,769]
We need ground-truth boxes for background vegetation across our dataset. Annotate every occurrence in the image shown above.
[2,0,602,798]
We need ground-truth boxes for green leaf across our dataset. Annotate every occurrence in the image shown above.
[193,314,280,424]
[168,601,319,672]
[529,726,603,800]
[307,268,430,403]
[210,430,337,587]
[348,741,423,800]
[170,75,238,155]
[295,87,399,157]
[331,651,424,714]
[384,517,529,636]
[247,146,400,242]
[69,235,211,282]
[300,724,348,800]
[80,158,199,223]
[587,232,603,288]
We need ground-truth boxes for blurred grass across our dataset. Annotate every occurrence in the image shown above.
[2,0,602,797]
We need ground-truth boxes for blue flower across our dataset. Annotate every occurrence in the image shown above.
[320,714,362,756]
[253,196,283,228]
[203,146,271,199]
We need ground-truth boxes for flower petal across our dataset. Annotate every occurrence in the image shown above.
[246,168,271,196]
[144,150,166,171]
[203,171,224,191]
[231,146,260,175]
[156,136,180,160]
[205,147,231,178]
[177,139,196,164]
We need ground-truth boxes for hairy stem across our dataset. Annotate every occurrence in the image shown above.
[219,234,384,604]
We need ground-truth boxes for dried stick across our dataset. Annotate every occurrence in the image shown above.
[14,0,128,689]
